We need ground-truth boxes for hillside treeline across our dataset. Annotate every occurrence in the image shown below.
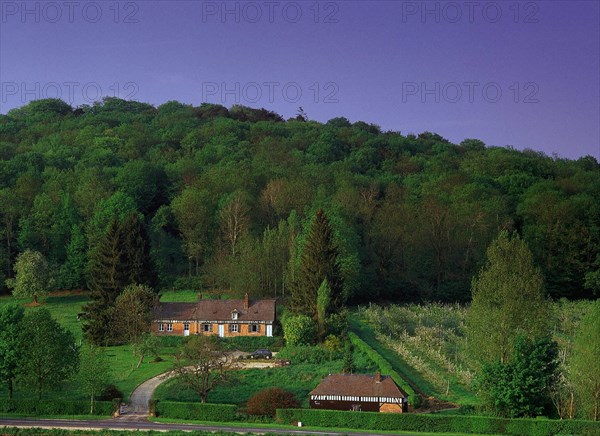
[0,98,598,302]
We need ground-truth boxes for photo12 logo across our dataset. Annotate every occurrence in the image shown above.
[201,1,340,24]
[401,82,540,103]
[202,81,339,104]
[1,1,140,24]
[401,1,540,24]
[0,81,140,104]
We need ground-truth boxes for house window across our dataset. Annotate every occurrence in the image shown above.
[352,404,361,411]
[184,323,190,330]
[231,311,238,320]
[229,324,239,333]
[202,324,211,332]
[158,323,164,332]
[250,324,260,333]
[167,323,173,332]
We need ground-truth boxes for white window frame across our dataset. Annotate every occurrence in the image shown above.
[250,324,260,333]
[167,323,173,332]
[230,324,239,333]
[202,323,211,332]
[231,311,238,320]
[158,323,164,332]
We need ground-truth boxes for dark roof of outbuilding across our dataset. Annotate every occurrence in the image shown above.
[310,374,408,399]
[154,299,276,322]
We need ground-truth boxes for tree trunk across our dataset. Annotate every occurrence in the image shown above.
[33,292,38,305]
[90,393,95,414]
[136,353,144,369]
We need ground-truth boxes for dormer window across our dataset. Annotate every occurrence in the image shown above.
[231,310,238,320]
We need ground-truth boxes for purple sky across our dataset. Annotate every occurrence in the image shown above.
[1,0,599,159]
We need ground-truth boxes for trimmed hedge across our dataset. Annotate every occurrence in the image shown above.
[0,399,114,416]
[155,401,238,421]
[219,336,283,352]
[348,332,419,407]
[276,409,600,435]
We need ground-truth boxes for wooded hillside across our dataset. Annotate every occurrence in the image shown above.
[0,98,598,302]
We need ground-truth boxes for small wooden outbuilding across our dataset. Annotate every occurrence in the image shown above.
[309,372,409,413]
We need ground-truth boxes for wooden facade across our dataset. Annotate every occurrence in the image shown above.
[152,293,275,338]
[309,373,408,413]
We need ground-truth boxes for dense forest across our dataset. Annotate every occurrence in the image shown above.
[0,98,598,303]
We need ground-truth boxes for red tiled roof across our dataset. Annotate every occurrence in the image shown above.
[310,374,408,399]
[154,299,276,322]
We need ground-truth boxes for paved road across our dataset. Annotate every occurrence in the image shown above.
[125,370,177,417]
[0,417,415,435]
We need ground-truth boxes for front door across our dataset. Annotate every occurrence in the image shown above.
[266,325,273,337]
[184,323,190,336]
[218,324,225,337]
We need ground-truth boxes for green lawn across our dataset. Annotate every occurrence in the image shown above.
[155,343,379,408]
[0,292,177,402]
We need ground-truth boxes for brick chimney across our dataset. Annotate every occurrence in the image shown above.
[244,292,249,310]
[197,293,202,301]
[375,371,381,383]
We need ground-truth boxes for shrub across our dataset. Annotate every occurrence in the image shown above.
[0,400,114,416]
[276,345,340,364]
[97,384,124,401]
[155,401,237,421]
[247,388,300,417]
[282,314,316,345]
[218,336,284,352]
[275,409,600,435]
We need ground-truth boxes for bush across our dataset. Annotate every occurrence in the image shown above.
[218,336,284,352]
[247,388,300,417]
[348,332,419,407]
[282,314,316,345]
[276,345,341,364]
[0,400,114,416]
[275,409,600,435]
[97,384,124,401]
[155,401,237,421]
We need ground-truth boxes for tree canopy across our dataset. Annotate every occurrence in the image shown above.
[0,98,598,304]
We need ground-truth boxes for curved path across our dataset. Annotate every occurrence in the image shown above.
[121,370,177,419]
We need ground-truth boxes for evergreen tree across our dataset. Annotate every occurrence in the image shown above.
[121,213,157,288]
[84,214,156,344]
[59,224,87,289]
[290,209,344,320]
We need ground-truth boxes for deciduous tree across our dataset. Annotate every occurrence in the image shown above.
[18,309,79,400]
[172,335,235,403]
[6,250,49,304]
[0,304,24,399]
[467,231,550,365]
[571,299,600,420]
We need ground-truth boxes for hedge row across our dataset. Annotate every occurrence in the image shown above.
[155,401,238,421]
[219,336,283,352]
[348,332,419,407]
[276,408,600,435]
[0,399,115,416]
